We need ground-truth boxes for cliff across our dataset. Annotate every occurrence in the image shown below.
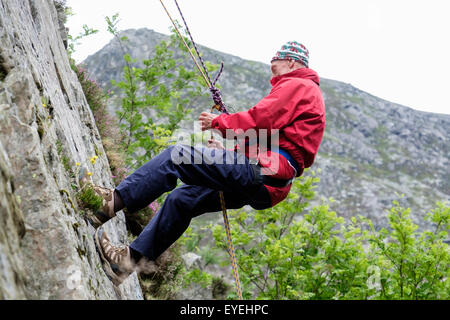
[0,0,142,299]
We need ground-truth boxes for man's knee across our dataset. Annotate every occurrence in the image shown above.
[162,189,196,222]
[165,185,211,215]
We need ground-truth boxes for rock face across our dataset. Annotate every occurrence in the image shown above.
[82,28,449,231]
[0,0,142,299]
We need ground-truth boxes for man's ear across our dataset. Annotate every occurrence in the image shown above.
[288,59,296,69]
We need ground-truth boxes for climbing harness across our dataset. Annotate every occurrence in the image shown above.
[159,0,243,300]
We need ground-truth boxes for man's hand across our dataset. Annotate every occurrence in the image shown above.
[199,112,218,131]
[207,138,224,150]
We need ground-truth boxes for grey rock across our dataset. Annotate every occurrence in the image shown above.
[0,0,142,299]
[181,252,203,270]
[0,140,27,300]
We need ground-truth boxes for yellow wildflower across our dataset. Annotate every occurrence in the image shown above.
[87,172,93,177]
[76,162,81,166]
[90,156,98,165]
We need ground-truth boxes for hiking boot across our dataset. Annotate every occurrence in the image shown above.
[94,228,134,286]
[89,185,116,228]
[78,167,116,228]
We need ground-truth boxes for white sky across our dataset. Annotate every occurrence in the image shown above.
[66,0,450,115]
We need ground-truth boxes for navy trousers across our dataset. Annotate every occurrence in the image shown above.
[115,145,272,261]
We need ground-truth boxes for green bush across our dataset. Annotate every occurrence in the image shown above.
[210,170,449,300]
[105,14,213,170]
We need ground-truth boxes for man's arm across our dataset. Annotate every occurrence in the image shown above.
[207,80,311,138]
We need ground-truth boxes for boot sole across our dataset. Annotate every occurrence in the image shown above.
[94,228,124,286]
[85,211,111,229]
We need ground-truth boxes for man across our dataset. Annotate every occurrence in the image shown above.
[88,41,326,286]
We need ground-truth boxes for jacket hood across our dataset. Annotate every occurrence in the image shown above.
[270,68,320,87]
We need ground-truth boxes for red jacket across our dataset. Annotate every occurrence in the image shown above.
[212,68,326,206]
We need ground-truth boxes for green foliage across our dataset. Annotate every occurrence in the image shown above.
[207,171,449,300]
[138,243,186,300]
[183,268,213,289]
[63,3,99,60]
[72,64,128,186]
[67,24,99,57]
[180,226,203,252]
[77,185,103,211]
[198,245,221,266]
[105,14,213,169]
[366,201,450,299]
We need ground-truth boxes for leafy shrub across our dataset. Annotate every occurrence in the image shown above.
[137,243,185,300]
[209,171,449,300]
[105,14,213,170]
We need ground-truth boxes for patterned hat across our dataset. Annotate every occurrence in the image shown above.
[271,41,310,67]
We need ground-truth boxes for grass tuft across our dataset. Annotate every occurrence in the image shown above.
[77,185,103,211]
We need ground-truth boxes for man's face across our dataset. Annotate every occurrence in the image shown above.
[271,59,293,78]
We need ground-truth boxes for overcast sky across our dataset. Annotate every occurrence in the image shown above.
[66,0,450,115]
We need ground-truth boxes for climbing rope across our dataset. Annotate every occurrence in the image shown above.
[172,0,228,114]
[159,0,243,300]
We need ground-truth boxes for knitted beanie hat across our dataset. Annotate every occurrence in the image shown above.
[271,41,310,67]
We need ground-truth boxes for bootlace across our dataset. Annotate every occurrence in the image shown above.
[110,245,128,263]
